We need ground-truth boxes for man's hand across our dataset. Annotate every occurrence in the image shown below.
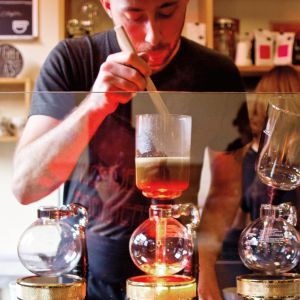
[91,51,151,113]
[197,147,246,300]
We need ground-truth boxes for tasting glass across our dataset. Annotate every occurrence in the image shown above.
[256,100,300,191]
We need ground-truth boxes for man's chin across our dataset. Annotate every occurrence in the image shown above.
[145,42,180,73]
[150,65,164,73]
[148,60,169,73]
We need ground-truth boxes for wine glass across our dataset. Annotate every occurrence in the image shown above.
[256,99,300,192]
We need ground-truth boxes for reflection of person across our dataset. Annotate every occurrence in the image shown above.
[226,101,252,152]
[198,65,300,300]
[241,66,300,222]
[12,1,245,299]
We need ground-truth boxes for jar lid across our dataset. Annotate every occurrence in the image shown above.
[215,18,235,24]
[214,17,236,27]
[16,275,86,300]
[127,275,196,300]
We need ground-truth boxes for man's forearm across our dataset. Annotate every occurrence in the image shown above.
[13,94,112,204]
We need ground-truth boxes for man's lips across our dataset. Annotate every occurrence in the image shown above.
[148,49,168,56]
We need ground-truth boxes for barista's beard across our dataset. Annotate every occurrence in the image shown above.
[148,39,181,72]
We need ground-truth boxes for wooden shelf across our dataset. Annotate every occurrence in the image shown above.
[238,65,300,77]
[0,77,32,143]
[0,78,30,84]
[0,136,18,143]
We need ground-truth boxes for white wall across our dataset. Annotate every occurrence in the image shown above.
[0,0,64,263]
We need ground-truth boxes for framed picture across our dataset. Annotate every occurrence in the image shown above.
[0,0,38,40]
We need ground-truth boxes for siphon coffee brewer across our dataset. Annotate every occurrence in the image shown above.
[16,204,88,300]
[237,203,300,299]
[237,100,300,299]
[126,114,200,300]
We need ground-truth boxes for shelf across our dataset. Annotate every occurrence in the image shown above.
[0,136,18,143]
[0,77,32,143]
[0,77,31,109]
[0,78,30,84]
[238,65,300,77]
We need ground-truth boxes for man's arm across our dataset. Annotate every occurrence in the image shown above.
[13,96,108,204]
[12,51,151,205]
[197,147,245,300]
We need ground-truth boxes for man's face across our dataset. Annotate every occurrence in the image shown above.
[105,0,188,72]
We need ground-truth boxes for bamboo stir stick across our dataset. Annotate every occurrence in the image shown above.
[114,25,169,116]
[115,26,170,272]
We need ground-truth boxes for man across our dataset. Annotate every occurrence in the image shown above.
[12,0,245,299]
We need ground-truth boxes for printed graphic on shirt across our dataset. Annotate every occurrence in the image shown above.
[64,114,149,238]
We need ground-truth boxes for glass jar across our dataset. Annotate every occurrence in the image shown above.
[214,17,239,60]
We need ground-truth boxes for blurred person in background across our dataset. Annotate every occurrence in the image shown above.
[198,65,300,300]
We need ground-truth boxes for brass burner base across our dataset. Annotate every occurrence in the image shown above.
[237,273,300,299]
[16,274,86,300]
[127,275,196,300]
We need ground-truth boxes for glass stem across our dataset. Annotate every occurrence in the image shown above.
[267,186,277,205]
[155,216,167,272]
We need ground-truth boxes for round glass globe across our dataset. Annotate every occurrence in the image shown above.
[130,217,193,276]
[238,206,300,274]
[18,218,82,277]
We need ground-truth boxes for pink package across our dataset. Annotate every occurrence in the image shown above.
[274,32,295,65]
[254,29,274,66]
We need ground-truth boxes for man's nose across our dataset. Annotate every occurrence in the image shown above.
[145,19,162,46]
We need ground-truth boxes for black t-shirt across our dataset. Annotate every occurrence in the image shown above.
[32,29,245,237]
[31,30,245,297]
